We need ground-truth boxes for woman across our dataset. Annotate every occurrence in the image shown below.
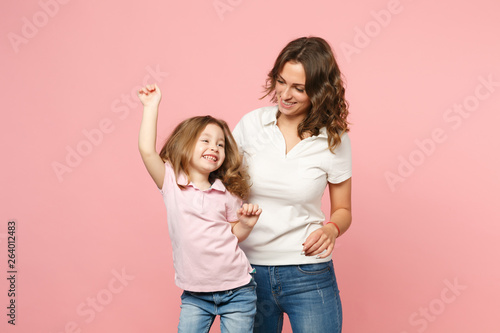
[232,36,352,332]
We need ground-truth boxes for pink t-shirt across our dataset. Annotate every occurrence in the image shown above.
[160,162,253,292]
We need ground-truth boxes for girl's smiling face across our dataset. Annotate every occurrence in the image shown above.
[189,123,226,177]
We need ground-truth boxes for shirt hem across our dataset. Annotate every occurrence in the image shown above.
[248,256,332,266]
[328,171,352,184]
[177,274,254,293]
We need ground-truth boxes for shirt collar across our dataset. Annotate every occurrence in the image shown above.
[263,105,328,139]
[317,127,328,138]
[262,106,278,126]
[208,179,226,192]
[177,172,226,192]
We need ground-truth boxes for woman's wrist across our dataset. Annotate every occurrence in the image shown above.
[326,222,341,238]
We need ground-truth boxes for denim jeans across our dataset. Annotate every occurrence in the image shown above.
[252,261,342,333]
[178,278,257,333]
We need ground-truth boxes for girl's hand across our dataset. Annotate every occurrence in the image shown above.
[302,224,338,258]
[138,84,162,108]
[237,203,262,229]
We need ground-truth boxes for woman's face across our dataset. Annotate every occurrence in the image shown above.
[275,61,311,121]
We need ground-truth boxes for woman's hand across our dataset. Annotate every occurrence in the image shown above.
[138,84,162,108]
[303,179,352,258]
[302,223,339,258]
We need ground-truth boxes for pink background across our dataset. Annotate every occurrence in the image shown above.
[1,0,499,332]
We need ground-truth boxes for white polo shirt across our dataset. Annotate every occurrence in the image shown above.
[232,106,352,265]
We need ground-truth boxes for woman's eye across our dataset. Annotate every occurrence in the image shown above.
[277,79,284,84]
[296,87,305,93]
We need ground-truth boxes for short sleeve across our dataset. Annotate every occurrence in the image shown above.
[232,117,245,149]
[327,133,352,184]
[225,192,242,222]
[159,162,174,195]
[232,107,269,151]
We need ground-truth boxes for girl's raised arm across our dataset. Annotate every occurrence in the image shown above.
[138,84,165,189]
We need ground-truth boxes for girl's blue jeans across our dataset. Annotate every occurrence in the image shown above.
[178,278,257,333]
[252,261,342,333]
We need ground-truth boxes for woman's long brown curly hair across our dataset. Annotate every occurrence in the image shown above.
[262,36,350,153]
[159,116,250,200]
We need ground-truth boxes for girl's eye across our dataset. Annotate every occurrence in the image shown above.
[218,144,224,148]
[201,139,208,143]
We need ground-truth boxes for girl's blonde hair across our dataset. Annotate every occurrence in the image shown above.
[159,116,250,200]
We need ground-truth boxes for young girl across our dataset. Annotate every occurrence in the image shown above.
[138,84,261,333]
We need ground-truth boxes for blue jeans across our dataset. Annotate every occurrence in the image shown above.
[178,278,257,333]
[252,261,342,333]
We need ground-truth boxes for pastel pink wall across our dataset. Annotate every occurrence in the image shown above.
[1,0,499,332]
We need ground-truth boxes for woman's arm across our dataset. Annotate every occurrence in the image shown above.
[138,84,165,189]
[302,178,352,258]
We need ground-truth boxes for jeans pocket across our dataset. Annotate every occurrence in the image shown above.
[296,262,331,275]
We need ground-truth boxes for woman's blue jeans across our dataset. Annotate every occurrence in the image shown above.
[178,278,257,333]
[252,261,342,333]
